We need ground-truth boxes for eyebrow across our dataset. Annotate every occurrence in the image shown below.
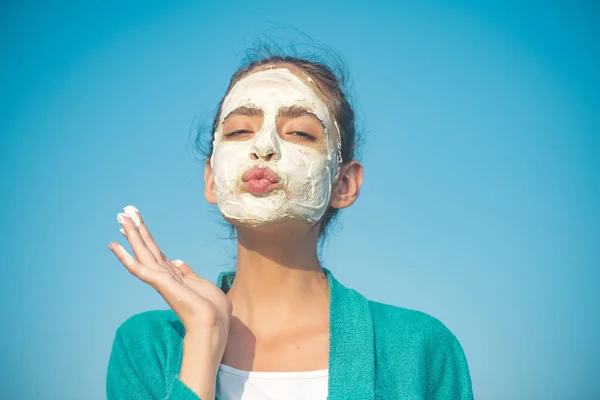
[277,105,325,128]
[222,106,263,123]
[222,105,325,128]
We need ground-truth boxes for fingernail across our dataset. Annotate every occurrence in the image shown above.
[117,244,135,266]
[119,228,125,236]
[172,260,184,267]
[125,205,139,212]
[123,205,141,227]
[116,213,129,224]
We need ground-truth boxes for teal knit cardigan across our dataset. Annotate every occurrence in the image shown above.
[107,268,473,399]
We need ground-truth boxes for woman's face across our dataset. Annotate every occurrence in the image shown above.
[208,66,342,226]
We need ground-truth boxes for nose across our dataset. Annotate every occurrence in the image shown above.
[250,148,278,162]
[249,130,279,162]
[250,119,280,162]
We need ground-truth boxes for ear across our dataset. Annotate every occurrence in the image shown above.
[329,161,364,209]
[204,160,217,205]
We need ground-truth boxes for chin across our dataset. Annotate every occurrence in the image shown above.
[217,193,325,225]
[219,206,323,237]
[233,220,322,240]
[224,213,316,229]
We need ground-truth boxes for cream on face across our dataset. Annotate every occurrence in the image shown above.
[210,68,341,225]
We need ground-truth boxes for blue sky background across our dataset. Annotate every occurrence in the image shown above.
[1,1,599,399]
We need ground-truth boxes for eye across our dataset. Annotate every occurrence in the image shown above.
[287,131,316,142]
[224,129,253,138]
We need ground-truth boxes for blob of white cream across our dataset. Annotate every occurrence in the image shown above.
[210,68,341,225]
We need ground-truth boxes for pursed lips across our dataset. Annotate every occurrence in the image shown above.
[240,165,282,195]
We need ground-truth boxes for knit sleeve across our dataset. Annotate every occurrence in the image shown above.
[166,376,206,400]
[427,326,474,400]
[106,326,155,399]
[106,311,206,400]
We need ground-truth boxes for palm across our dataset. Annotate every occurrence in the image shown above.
[159,267,231,330]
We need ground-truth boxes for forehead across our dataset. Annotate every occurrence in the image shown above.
[220,68,330,120]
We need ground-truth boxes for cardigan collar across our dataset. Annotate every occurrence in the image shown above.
[217,268,376,400]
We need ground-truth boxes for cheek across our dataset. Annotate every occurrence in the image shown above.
[278,145,331,182]
[212,143,252,182]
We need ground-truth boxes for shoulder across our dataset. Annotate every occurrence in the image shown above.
[369,301,473,399]
[115,309,183,339]
[107,310,186,399]
[110,309,184,366]
[369,300,461,348]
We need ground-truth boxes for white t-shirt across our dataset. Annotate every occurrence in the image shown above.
[216,364,329,400]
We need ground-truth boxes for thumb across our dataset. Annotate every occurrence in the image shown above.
[171,259,196,277]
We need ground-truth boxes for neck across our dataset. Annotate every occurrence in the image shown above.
[226,224,329,332]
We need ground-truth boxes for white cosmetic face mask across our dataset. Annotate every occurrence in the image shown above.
[210,68,342,225]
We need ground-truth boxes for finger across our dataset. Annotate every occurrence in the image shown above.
[108,242,158,284]
[172,260,202,279]
[122,205,142,227]
[120,206,184,285]
[122,206,185,281]
[123,205,168,264]
[118,209,179,278]
[166,259,184,280]
[117,211,158,267]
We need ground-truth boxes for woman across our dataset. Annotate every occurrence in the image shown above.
[106,53,473,400]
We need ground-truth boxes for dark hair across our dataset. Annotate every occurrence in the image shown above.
[196,46,360,241]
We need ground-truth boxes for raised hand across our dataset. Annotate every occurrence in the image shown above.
[109,205,231,334]
[108,205,231,398]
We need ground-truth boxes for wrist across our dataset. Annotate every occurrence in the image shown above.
[179,337,222,400]
[184,328,226,354]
